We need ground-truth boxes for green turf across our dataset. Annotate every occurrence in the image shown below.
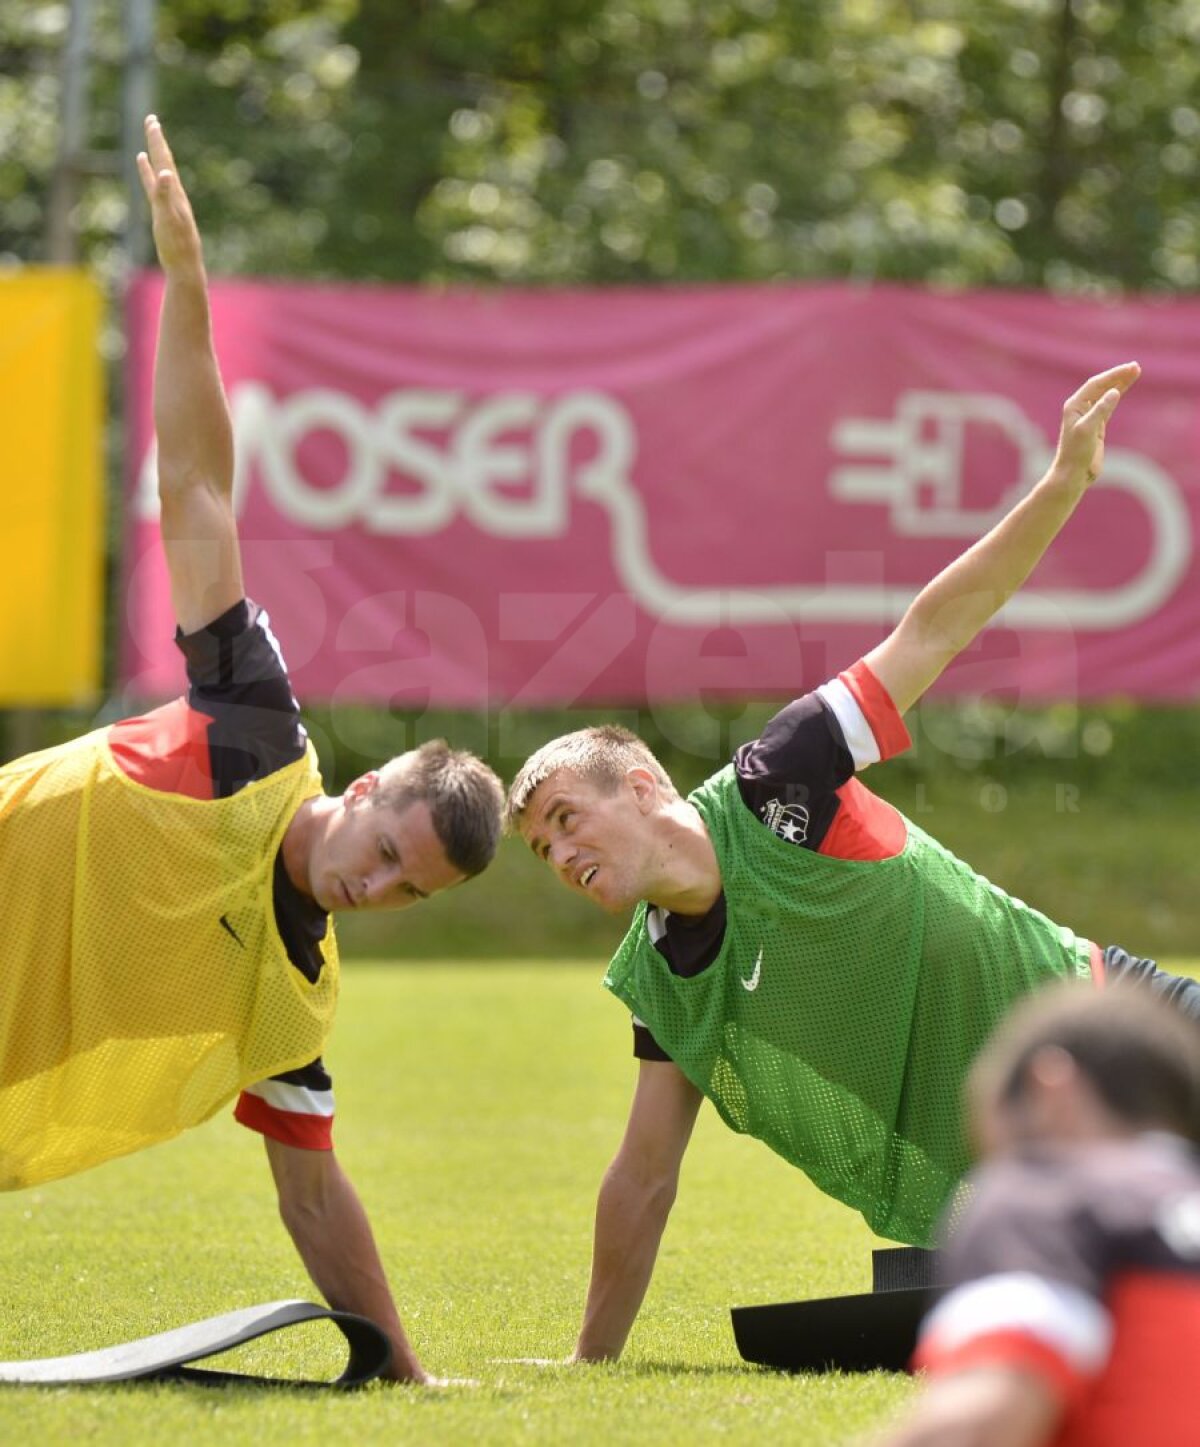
[6,959,1194,1444]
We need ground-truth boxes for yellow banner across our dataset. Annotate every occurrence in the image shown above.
[0,269,104,704]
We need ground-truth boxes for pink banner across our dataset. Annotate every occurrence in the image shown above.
[123,276,1200,709]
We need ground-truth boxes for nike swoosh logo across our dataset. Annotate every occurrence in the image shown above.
[741,947,763,992]
[219,914,245,949]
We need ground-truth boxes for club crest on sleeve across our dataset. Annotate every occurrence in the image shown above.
[762,798,810,845]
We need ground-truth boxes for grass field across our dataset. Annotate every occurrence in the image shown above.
[4,958,1194,1444]
[0,961,920,1444]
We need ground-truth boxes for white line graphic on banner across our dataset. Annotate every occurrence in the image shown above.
[579,390,1189,630]
[136,385,1190,630]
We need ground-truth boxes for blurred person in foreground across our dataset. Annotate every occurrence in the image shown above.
[878,983,1200,1447]
[0,116,504,1383]
[506,357,1200,1362]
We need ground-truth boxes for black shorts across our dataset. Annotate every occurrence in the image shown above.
[1103,945,1200,1023]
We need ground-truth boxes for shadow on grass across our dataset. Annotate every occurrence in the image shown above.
[586,1360,763,1379]
[4,1376,526,1402]
[1,1376,376,1397]
[607,1360,908,1382]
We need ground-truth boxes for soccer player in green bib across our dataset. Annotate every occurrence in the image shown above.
[507,360,1200,1362]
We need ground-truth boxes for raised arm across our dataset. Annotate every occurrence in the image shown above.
[574,1058,703,1362]
[136,115,244,634]
[864,363,1140,715]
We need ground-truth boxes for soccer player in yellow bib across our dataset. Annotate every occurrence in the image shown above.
[0,116,504,1385]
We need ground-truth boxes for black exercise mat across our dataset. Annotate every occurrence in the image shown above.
[0,1299,391,1387]
[731,1286,935,1374]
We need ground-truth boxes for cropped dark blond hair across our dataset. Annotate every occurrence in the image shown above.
[375,740,504,877]
[505,725,675,833]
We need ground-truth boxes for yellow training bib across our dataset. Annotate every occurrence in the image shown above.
[0,728,339,1188]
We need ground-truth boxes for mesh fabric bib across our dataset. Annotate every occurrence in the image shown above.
[0,727,339,1189]
[603,766,1091,1244]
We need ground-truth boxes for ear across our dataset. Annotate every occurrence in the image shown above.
[627,767,659,814]
[1021,1046,1096,1138]
[343,770,381,806]
[1025,1045,1078,1095]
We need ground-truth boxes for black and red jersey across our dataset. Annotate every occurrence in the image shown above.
[633,658,911,1060]
[110,598,335,1149]
[915,1134,1200,1447]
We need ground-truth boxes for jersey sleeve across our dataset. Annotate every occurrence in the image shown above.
[913,1165,1113,1406]
[174,598,308,794]
[816,659,911,770]
[234,1059,335,1150]
[632,1017,673,1062]
[736,659,908,793]
[733,659,910,853]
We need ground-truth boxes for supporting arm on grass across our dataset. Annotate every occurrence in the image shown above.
[574,1059,703,1362]
[264,1137,430,1384]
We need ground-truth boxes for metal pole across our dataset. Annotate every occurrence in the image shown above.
[123,0,157,267]
[9,0,95,759]
[46,0,94,265]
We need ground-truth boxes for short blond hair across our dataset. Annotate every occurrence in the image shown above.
[505,725,675,833]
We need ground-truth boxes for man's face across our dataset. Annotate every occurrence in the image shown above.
[519,767,656,915]
[309,774,466,913]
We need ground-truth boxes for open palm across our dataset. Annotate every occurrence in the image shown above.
[135,115,204,275]
[1053,361,1140,488]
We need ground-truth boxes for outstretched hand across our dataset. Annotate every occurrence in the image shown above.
[1051,361,1140,491]
[136,115,204,277]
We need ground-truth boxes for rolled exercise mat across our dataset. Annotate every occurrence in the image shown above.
[732,1249,947,1373]
[731,1286,933,1373]
[0,1300,391,1387]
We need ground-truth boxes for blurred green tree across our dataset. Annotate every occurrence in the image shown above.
[5,0,1200,957]
[4,0,1200,293]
